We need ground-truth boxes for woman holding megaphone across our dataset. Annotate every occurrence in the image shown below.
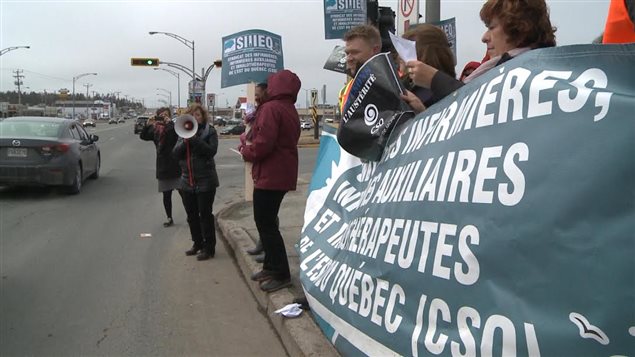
[172,104,219,261]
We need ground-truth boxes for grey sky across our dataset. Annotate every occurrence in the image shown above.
[1,0,609,109]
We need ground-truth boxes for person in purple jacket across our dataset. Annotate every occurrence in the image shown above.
[239,69,301,293]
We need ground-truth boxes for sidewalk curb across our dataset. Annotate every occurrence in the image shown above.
[216,203,339,357]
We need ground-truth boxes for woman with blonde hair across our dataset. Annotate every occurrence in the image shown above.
[172,103,219,260]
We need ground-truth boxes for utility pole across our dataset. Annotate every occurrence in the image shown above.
[13,69,24,105]
[84,83,93,99]
[84,83,93,119]
[426,0,440,23]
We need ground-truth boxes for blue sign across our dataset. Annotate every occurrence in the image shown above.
[221,29,284,88]
[434,18,456,63]
[324,0,367,40]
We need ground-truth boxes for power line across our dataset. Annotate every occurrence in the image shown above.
[2,68,69,82]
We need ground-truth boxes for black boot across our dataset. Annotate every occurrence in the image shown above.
[260,277,291,293]
[247,240,263,255]
[185,244,202,256]
[196,248,214,261]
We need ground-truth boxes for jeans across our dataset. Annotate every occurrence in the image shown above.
[181,188,216,252]
[253,189,289,279]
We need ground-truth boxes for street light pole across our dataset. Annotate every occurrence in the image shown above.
[156,88,172,109]
[158,61,199,80]
[72,72,97,119]
[0,46,30,56]
[156,93,170,111]
[148,31,195,101]
[154,68,180,110]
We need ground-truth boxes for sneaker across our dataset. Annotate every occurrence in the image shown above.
[250,269,275,282]
[260,278,291,293]
[254,253,265,263]
[185,245,202,256]
[163,218,174,227]
[196,249,214,261]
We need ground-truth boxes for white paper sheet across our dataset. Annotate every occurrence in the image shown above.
[389,32,417,63]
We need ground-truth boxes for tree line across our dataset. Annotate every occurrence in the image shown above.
[0,91,142,110]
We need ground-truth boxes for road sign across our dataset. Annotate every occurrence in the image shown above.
[401,0,415,17]
[310,89,318,107]
[396,0,419,35]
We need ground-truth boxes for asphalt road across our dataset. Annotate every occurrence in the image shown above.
[0,121,318,356]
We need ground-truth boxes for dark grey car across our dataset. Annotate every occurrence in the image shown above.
[0,117,100,194]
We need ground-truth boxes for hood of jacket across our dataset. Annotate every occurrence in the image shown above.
[265,70,301,103]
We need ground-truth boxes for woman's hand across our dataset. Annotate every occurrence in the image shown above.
[405,60,438,88]
[401,90,426,114]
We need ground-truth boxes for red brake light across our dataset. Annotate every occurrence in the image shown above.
[41,144,70,155]
[56,143,70,153]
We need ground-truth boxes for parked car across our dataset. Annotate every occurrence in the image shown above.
[214,117,227,126]
[220,124,246,136]
[83,119,96,128]
[134,116,149,134]
[108,118,117,124]
[117,117,125,123]
[0,117,100,194]
[324,118,334,123]
[301,121,313,130]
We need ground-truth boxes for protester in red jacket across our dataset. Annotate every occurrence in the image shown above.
[240,69,301,293]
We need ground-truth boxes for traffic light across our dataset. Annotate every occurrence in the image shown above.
[366,1,396,53]
[130,58,160,67]
[377,7,396,53]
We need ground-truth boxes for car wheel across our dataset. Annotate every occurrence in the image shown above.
[66,163,82,194]
[89,155,100,179]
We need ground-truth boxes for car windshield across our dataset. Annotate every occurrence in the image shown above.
[0,121,61,138]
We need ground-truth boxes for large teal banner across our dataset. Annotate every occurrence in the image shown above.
[221,29,283,88]
[299,44,635,356]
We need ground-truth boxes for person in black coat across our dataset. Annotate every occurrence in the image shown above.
[172,104,219,261]
[139,107,181,227]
